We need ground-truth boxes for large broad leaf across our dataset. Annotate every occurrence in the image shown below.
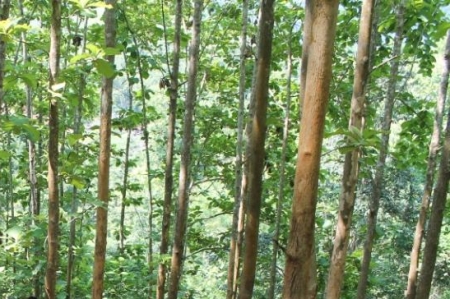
[0,150,10,160]
[93,58,115,78]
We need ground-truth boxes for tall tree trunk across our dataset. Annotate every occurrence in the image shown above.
[325,0,375,297]
[356,2,405,298]
[119,52,134,254]
[405,29,450,299]
[45,0,61,298]
[167,1,202,298]
[0,0,9,113]
[92,1,116,298]
[66,19,88,299]
[156,1,182,298]
[238,1,275,299]
[415,109,450,298]
[282,0,340,298]
[227,1,249,298]
[268,35,293,299]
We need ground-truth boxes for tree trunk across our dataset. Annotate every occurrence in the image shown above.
[156,1,182,298]
[325,0,375,297]
[238,1,275,299]
[227,1,249,298]
[282,0,339,298]
[66,19,88,299]
[415,61,450,299]
[405,29,450,299]
[0,0,9,113]
[45,0,61,298]
[268,35,293,299]
[167,1,202,298]
[356,2,405,299]
[92,1,116,298]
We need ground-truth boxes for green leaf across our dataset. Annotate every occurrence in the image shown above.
[70,52,92,64]
[0,150,10,160]
[70,177,86,189]
[68,133,83,146]
[93,59,115,78]
[87,1,113,9]
[103,47,122,56]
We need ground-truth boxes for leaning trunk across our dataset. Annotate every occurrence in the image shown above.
[325,0,375,297]
[405,29,450,299]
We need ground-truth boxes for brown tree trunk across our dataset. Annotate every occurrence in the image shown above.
[238,1,275,298]
[45,0,61,298]
[156,2,182,299]
[356,2,405,299]
[405,29,450,299]
[227,1,249,298]
[415,68,450,299]
[167,1,202,298]
[282,0,340,298]
[92,1,116,298]
[268,35,293,299]
[325,0,375,297]
[0,0,9,113]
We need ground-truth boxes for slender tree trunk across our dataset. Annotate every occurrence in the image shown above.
[282,1,340,298]
[66,19,88,299]
[167,1,202,298]
[0,0,9,113]
[238,2,275,299]
[405,29,450,299]
[325,0,375,297]
[227,1,249,298]
[268,36,293,299]
[119,52,134,254]
[415,100,450,299]
[356,2,405,298]
[92,1,116,298]
[45,0,61,298]
[157,1,182,298]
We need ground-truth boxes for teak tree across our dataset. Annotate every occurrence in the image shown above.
[238,0,275,298]
[92,1,117,298]
[157,1,182,298]
[45,0,61,298]
[282,0,340,298]
[356,2,405,298]
[325,0,375,297]
[167,1,203,298]
[405,29,450,299]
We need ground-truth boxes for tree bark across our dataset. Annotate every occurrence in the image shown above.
[415,61,450,299]
[356,2,405,299]
[45,0,61,298]
[405,29,450,299]
[0,0,10,113]
[282,1,340,298]
[268,35,293,299]
[227,1,249,298]
[238,1,275,299]
[167,1,202,298]
[325,0,375,297]
[156,1,182,299]
[92,1,116,298]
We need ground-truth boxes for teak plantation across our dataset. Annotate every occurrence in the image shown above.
[0,0,450,298]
